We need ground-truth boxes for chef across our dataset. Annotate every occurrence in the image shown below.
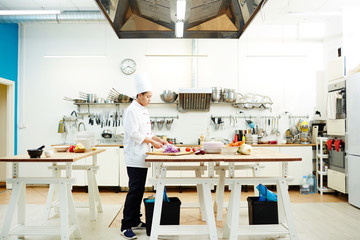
[120,73,168,240]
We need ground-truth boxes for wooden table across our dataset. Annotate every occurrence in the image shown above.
[145,148,301,240]
[0,149,105,240]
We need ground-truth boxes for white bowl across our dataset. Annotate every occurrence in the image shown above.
[53,145,70,152]
[222,147,238,154]
[44,150,54,157]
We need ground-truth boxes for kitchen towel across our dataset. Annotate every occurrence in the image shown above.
[326,91,339,119]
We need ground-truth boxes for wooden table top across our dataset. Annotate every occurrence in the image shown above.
[145,148,301,163]
[0,149,106,163]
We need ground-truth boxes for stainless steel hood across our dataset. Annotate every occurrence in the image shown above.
[178,88,212,112]
[95,0,268,38]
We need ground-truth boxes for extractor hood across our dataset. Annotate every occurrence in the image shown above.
[95,0,267,39]
[178,88,212,112]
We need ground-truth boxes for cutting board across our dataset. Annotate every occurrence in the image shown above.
[146,151,194,156]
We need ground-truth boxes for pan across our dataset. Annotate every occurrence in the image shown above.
[63,97,87,104]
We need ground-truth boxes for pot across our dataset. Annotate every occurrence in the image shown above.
[101,129,112,139]
[211,87,222,102]
[222,89,236,103]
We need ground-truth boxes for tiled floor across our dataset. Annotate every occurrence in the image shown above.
[0,185,358,240]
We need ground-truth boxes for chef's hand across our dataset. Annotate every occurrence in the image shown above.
[159,139,169,145]
[152,140,163,149]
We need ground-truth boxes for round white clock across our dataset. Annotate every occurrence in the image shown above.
[120,58,136,75]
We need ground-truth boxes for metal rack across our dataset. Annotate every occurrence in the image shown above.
[316,137,335,195]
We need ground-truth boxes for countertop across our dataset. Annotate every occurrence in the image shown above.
[54,143,316,148]
[145,148,302,162]
[0,149,106,162]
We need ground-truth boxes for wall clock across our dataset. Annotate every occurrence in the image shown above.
[120,58,136,75]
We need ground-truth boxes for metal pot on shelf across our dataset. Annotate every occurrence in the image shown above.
[211,87,222,102]
[222,89,236,103]
[101,129,112,139]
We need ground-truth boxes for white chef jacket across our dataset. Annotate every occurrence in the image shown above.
[123,100,153,168]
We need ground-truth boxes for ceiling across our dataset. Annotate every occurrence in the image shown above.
[1,0,360,28]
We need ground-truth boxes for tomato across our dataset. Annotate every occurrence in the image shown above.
[169,141,173,144]
[185,147,191,152]
[192,147,197,152]
[69,145,76,152]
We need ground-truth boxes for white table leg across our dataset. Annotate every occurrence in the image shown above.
[196,168,206,221]
[59,180,70,240]
[66,182,82,239]
[214,167,225,221]
[223,182,241,239]
[253,163,260,196]
[150,180,165,240]
[92,171,103,213]
[228,182,241,240]
[202,181,218,240]
[1,180,23,239]
[18,183,26,239]
[278,179,298,240]
[87,168,97,221]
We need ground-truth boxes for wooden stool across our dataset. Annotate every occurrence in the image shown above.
[1,177,81,240]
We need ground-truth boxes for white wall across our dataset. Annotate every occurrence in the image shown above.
[17,22,322,162]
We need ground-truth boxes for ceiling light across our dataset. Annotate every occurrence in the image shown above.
[0,10,61,16]
[288,11,342,16]
[176,0,186,20]
[175,21,184,38]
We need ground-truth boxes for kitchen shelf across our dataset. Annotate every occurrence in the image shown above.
[317,170,328,175]
[316,137,331,195]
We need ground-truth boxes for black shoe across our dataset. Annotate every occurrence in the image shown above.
[120,228,137,239]
[132,222,146,230]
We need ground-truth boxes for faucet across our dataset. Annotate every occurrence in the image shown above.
[78,122,86,131]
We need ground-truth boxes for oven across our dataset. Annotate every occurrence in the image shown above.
[328,80,346,119]
[328,137,346,173]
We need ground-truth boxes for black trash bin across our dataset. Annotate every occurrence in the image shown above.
[143,197,181,236]
[247,196,278,225]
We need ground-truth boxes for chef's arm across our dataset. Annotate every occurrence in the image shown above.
[143,137,163,149]
[152,135,168,145]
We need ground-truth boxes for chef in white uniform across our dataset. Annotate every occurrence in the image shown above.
[120,73,167,240]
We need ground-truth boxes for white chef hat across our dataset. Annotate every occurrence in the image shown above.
[134,72,152,95]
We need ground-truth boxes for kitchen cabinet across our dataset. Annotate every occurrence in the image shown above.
[256,147,281,178]
[280,146,313,185]
[119,148,153,189]
[95,146,120,187]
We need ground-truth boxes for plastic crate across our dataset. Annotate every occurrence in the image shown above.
[143,197,181,236]
[247,196,278,225]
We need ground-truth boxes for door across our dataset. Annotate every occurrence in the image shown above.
[346,73,360,155]
[348,155,360,208]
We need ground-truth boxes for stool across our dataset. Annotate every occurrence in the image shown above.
[47,165,102,221]
[1,177,81,240]
[223,177,297,240]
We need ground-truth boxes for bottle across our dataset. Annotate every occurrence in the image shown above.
[205,127,210,142]
[300,175,310,194]
[200,133,204,147]
[307,174,316,194]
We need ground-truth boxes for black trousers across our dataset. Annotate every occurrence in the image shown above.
[121,167,148,230]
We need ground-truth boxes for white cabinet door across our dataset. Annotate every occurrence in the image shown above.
[257,147,281,177]
[95,147,120,186]
[280,146,313,185]
[119,148,153,188]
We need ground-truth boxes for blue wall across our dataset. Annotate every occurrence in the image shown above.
[0,23,18,154]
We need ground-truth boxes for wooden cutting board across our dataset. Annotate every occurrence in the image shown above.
[146,151,194,156]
